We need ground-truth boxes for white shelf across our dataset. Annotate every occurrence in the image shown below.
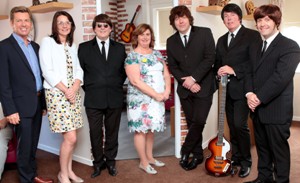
[29,2,73,13]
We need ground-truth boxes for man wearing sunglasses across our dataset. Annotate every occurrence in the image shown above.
[78,14,127,178]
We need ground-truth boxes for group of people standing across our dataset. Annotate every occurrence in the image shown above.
[0,3,299,183]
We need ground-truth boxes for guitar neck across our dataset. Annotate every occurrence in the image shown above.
[217,81,227,146]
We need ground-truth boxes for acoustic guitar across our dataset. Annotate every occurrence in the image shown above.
[205,75,232,176]
[120,5,141,43]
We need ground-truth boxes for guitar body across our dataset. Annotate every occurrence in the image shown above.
[120,23,136,43]
[205,136,232,176]
[120,5,141,43]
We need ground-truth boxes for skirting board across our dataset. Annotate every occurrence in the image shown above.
[37,144,93,166]
[293,116,300,122]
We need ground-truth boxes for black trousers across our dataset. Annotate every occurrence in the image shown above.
[180,94,213,158]
[86,107,122,167]
[226,96,252,168]
[15,97,42,183]
[253,115,291,183]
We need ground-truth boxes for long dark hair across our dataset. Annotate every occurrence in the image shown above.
[50,11,76,46]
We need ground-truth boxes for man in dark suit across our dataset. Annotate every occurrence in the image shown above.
[214,4,261,178]
[167,5,216,171]
[78,14,126,178]
[244,4,300,183]
[0,6,53,183]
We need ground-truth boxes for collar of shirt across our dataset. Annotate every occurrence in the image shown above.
[262,30,279,51]
[96,37,110,50]
[13,33,31,45]
[179,25,191,43]
[228,25,242,40]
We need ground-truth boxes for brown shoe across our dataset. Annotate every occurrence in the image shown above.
[34,176,54,183]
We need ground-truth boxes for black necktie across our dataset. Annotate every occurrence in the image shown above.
[261,40,267,56]
[228,33,234,47]
[183,35,187,47]
[101,41,106,61]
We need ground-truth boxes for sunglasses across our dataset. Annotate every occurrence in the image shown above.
[97,23,109,28]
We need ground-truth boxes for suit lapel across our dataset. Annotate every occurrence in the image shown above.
[228,26,245,49]
[107,39,115,62]
[91,38,104,61]
[9,35,34,74]
[255,33,282,70]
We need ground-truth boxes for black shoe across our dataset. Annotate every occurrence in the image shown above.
[107,165,118,176]
[244,177,273,183]
[179,154,189,170]
[231,160,241,167]
[91,163,106,178]
[185,157,203,171]
[239,166,251,178]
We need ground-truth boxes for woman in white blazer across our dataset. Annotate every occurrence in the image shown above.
[39,11,84,183]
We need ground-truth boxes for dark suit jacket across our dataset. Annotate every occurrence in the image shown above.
[167,26,216,99]
[0,34,44,117]
[215,26,261,100]
[78,38,127,109]
[245,33,300,124]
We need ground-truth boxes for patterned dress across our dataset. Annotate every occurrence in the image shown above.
[125,50,166,133]
[45,45,83,133]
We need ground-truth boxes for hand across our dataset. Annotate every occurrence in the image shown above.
[218,65,235,76]
[6,113,20,125]
[162,90,171,101]
[0,118,8,129]
[154,93,165,102]
[65,88,76,104]
[190,83,201,93]
[181,76,195,90]
[247,93,261,112]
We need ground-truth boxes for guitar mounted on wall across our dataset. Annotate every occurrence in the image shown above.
[120,5,141,43]
[205,75,232,176]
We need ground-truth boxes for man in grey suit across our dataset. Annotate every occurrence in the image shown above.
[245,4,300,183]
[214,3,261,178]
[167,5,216,171]
[78,14,127,178]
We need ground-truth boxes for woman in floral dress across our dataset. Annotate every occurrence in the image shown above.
[39,11,84,183]
[125,24,171,174]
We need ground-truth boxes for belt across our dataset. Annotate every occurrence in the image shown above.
[37,91,42,97]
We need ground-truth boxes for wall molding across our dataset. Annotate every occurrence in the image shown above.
[38,144,93,166]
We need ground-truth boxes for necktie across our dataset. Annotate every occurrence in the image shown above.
[183,35,188,47]
[101,41,106,61]
[228,33,234,47]
[261,40,267,56]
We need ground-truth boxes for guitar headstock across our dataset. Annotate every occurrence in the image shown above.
[136,5,141,12]
[220,75,229,87]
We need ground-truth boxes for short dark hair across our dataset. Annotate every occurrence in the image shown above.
[50,11,76,46]
[169,5,194,30]
[131,24,155,49]
[221,3,242,22]
[10,6,33,22]
[254,4,282,28]
[92,14,112,30]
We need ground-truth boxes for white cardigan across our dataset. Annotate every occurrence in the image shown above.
[39,37,83,89]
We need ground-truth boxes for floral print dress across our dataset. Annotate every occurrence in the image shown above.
[45,45,83,133]
[125,50,166,133]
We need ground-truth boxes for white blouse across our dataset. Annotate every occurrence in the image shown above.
[39,37,83,89]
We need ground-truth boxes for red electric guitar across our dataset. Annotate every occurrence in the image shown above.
[120,5,141,43]
[205,75,232,176]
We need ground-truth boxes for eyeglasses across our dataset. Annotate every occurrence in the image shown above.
[96,23,109,28]
[57,21,72,26]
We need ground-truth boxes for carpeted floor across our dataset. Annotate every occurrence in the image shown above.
[2,122,300,183]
